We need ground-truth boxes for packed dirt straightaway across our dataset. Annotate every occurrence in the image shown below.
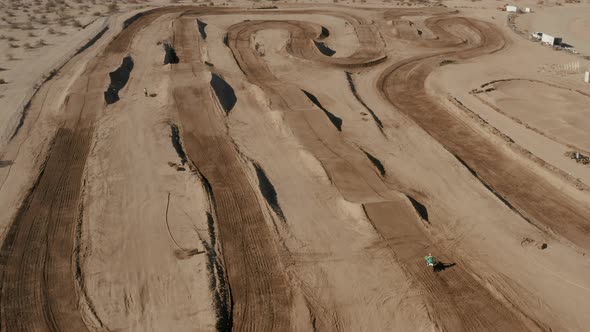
[1,4,590,332]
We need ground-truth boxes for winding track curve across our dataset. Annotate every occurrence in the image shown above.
[1,5,587,332]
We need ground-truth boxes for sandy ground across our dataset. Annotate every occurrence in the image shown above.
[483,80,590,151]
[517,4,590,56]
[1,1,590,331]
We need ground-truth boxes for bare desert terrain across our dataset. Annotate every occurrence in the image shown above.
[1,0,590,331]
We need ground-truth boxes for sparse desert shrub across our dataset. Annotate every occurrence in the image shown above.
[0,78,6,84]
[36,39,46,47]
[6,53,15,61]
[9,43,20,48]
[0,35,5,40]
[23,42,32,49]
[72,19,82,27]
[28,31,36,37]
[107,2,119,13]
[48,27,56,34]
[93,11,101,16]
[7,36,17,41]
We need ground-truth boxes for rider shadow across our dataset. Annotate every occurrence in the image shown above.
[434,262,456,272]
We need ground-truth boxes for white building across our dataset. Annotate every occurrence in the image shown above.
[506,5,519,12]
[541,34,562,46]
[585,71,590,83]
[531,32,542,40]
[525,7,532,13]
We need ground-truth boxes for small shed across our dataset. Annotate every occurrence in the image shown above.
[541,34,562,46]
[585,71,590,83]
[506,5,519,12]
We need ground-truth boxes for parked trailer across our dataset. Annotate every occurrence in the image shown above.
[541,34,562,46]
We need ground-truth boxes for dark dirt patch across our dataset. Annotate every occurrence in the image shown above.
[253,162,286,222]
[313,40,335,57]
[123,12,144,29]
[223,33,229,47]
[302,90,342,131]
[406,195,429,222]
[210,73,237,114]
[361,149,385,176]
[163,43,179,64]
[9,100,31,140]
[197,19,207,40]
[0,160,13,168]
[345,72,384,133]
[319,26,330,39]
[75,27,108,56]
[169,124,187,164]
[104,56,133,104]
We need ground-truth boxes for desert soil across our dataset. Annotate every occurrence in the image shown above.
[1,1,590,331]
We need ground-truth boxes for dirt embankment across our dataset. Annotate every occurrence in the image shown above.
[0,10,175,331]
[171,16,293,331]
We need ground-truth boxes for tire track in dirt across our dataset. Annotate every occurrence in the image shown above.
[0,10,173,331]
[378,16,590,251]
[171,17,293,331]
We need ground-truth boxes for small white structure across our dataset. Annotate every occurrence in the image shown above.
[506,5,519,12]
[541,34,562,46]
[525,7,532,13]
[531,32,542,40]
[585,71,590,83]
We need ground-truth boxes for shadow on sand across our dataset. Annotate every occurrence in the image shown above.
[434,262,456,272]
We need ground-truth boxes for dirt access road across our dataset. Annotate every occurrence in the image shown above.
[1,4,590,332]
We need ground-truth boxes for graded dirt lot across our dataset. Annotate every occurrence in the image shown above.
[1,1,590,331]
[480,79,590,152]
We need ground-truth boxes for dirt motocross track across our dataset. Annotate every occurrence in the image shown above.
[1,4,590,332]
